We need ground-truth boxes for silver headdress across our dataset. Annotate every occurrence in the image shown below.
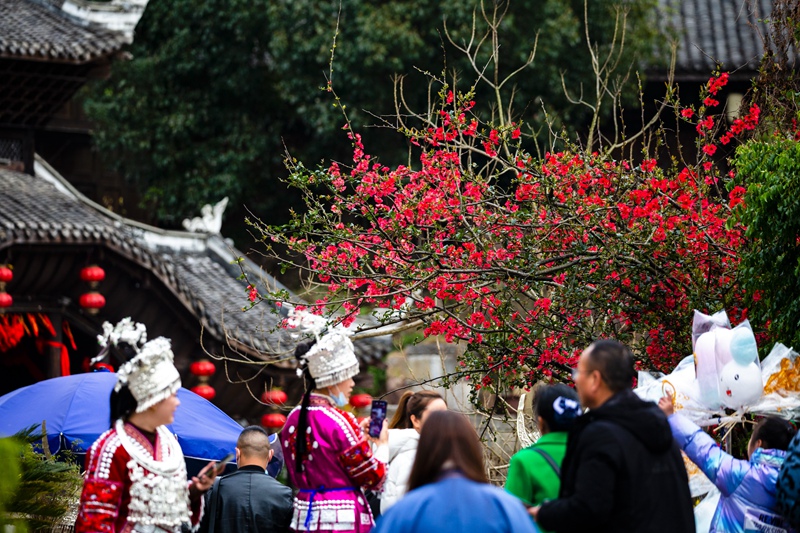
[286,309,360,389]
[101,318,181,413]
[92,317,148,365]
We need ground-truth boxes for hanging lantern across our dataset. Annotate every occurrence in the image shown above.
[261,389,288,406]
[261,413,287,429]
[0,266,12,308]
[349,393,373,409]
[79,292,106,314]
[190,360,216,377]
[191,384,216,400]
[0,265,12,288]
[80,265,105,287]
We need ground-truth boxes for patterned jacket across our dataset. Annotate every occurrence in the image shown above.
[75,421,202,533]
[280,394,386,533]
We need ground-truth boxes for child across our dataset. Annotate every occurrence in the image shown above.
[659,395,796,533]
[506,384,581,510]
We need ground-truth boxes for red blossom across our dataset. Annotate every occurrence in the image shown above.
[708,72,729,95]
[247,285,258,302]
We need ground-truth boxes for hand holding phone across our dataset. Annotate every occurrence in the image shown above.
[213,452,235,476]
[368,400,387,438]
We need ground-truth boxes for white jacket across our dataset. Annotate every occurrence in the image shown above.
[380,428,419,513]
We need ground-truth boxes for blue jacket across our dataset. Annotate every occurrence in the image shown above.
[669,414,792,533]
[373,472,538,533]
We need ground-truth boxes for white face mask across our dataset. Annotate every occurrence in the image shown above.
[331,391,348,407]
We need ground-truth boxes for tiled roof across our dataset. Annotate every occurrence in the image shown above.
[657,0,776,77]
[0,165,389,365]
[0,0,125,63]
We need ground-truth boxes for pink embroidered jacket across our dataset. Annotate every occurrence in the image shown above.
[280,394,386,533]
[75,422,202,533]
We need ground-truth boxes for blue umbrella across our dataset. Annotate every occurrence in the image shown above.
[0,372,248,475]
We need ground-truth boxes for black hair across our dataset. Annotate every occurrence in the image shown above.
[237,425,271,458]
[294,340,317,474]
[535,383,581,433]
[109,384,138,427]
[107,341,143,426]
[586,339,637,393]
[752,416,797,451]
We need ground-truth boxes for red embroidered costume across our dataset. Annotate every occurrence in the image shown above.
[76,420,201,533]
[75,321,205,533]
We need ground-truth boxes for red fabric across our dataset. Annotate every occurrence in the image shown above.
[339,439,386,490]
[36,339,70,376]
[75,424,202,533]
[75,478,123,533]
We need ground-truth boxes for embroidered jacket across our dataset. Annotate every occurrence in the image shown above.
[75,421,202,533]
[280,394,386,532]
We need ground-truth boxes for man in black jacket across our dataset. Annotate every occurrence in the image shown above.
[199,426,293,533]
[533,339,695,533]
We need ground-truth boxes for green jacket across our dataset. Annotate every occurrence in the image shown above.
[505,431,567,508]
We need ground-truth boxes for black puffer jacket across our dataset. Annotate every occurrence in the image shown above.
[537,389,695,533]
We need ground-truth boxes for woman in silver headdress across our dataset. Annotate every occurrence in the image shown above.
[280,325,389,533]
[75,320,215,533]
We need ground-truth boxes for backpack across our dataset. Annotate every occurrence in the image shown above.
[777,431,800,529]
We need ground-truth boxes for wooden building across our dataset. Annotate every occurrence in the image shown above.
[0,0,389,424]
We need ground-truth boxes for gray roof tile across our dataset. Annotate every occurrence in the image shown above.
[658,0,778,76]
[0,167,389,364]
[0,0,125,63]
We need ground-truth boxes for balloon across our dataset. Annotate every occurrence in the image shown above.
[695,331,722,409]
[719,361,763,410]
[729,327,758,366]
[713,328,733,367]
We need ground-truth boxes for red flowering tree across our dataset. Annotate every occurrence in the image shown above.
[240,3,763,404]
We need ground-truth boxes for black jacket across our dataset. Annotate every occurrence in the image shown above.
[199,465,294,533]
[537,389,695,533]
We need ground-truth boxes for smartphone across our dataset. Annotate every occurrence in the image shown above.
[213,453,235,475]
[368,400,387,438]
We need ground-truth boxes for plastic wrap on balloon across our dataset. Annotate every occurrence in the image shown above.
[691,310,762,411]
[635,355,710,425]
[749,343,800,420]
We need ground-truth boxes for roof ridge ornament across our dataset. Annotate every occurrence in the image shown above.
[181,197,229,234]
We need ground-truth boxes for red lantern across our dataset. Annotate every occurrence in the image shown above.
[80,265,105,284]
[261,413,287,428]
[191,384,216,400]
[0,292,12,308]
[190,360,216,377]
[349,393,373,408]
[79,292,106,314]
[260,389,288,406]
[0,266,12,284]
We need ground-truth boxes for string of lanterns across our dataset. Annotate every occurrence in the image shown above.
[79,265,106,314]
[260,388,288,428]
[189,359,216,400]
[0,265,12,309]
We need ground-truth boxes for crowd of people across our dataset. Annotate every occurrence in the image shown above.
[74,319,800,533]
